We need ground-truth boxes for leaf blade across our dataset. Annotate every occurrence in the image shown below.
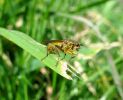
[0,27,72,80]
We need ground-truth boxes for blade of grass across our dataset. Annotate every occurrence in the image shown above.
[0,27,74,80]
[69,0,110,13]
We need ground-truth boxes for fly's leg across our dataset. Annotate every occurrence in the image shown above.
[55,54,67,67]
[68,56,75,63]
[41,47,49,61]
[61,54,66,60]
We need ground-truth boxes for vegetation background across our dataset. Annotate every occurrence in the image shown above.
[0,0,123,100]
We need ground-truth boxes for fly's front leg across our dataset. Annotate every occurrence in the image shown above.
[61,54,66,60]
[68,56,75,63]
[55,54,67,67]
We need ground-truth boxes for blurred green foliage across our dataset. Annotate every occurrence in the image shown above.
[0,0,123,100]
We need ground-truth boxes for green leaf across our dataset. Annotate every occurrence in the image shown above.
[0,27,74,80]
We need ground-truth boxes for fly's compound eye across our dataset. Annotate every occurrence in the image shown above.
[76,44,80,47]
[75,44,80,50]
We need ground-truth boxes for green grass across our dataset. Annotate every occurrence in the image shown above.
[0,0,123,99]
[0,27,77,80]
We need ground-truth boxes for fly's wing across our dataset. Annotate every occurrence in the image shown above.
[47,40,64,52]
[47,43,62,55]
[42,40,64,45]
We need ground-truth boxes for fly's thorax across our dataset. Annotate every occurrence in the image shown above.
[61,40,80,55]
[64,40,80,50]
